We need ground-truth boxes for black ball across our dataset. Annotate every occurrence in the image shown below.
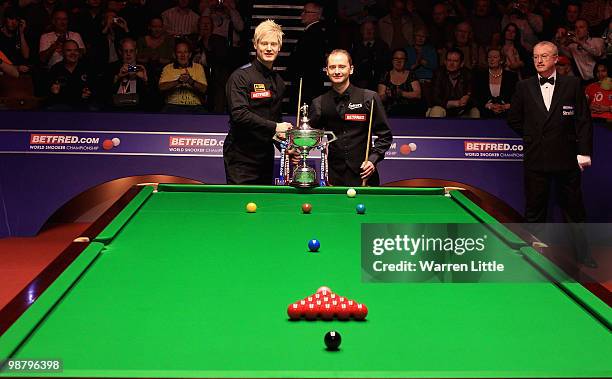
[324,331,341,350]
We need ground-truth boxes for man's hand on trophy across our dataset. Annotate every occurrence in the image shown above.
[275,122,293,140]
[360,161,376,179]
[287,148,301,164]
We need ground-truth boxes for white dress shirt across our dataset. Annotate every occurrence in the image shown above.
[538,71,556,111]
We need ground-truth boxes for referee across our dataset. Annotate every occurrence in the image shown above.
[223,20,293,184]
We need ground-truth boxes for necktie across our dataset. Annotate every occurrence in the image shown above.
[539,76,554,86]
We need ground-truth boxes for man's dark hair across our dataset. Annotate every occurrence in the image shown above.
[446,47,464,62]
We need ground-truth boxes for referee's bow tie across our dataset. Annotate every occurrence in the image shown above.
[539,76,555,86]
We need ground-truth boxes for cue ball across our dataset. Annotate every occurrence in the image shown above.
[324,331,341,350]
[246,202,257,213]
[346,188,357,198]
[308,239,320,252]
[356,204,366,214]
[302,203,312,214]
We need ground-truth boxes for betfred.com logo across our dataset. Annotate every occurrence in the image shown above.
[464,141,523,152]
[169,136,221,147]
[30,134,99,144]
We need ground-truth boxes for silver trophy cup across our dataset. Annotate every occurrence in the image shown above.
[280,104,336,188]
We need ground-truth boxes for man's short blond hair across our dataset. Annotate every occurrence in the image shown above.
[253,19,283,47]
[533,41,558,56]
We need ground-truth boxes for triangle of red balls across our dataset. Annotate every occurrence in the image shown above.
[287,287,368,321]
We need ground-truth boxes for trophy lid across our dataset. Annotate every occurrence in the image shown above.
[298,103,312,130]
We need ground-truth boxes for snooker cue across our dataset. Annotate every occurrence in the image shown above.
[361,99,375,187]
[296,77,303,128]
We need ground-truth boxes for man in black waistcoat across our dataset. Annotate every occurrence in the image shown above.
[224,20,293,184]
[508,41,595,268]
[309,49,393,187]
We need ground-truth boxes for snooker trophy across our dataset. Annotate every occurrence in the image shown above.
[278,104,336,188]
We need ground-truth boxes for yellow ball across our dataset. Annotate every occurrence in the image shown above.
[246,202,257,213]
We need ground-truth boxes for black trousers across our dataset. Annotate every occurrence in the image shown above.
[328,165,380,187]
[524,168,586,223]
[223,140,274,185]
[524,168,590,261]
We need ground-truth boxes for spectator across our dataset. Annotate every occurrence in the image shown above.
[429,3,455,51]
[378,0,423,50]
[201,0,244,68]
[501,22,532,79]
[474,47,518,118]
[467,0,501,48]
[501,0,543,51]
[0,0,10,24]
[562,2,581,29]
[559,18,605,81]
[441,21,486,70]
[0,8,30,69]
[107,37,150,110]
[47,39,94,110]
[99,11,130,65]
[22,0,60,52]
[580,0,608,34]
[555,54,575,76]
[336,0,381,49]
[351,20,390,91]
[288,2,326,109]
[137,17,175,79]
[159,39,207,113]
[585,61,611,120]
[428,48,479,118]
[72,0,104,48]
[604,18,612,58]
[193,15,228,112]
[0,48,19,77]
[162,0,199,37]
[378,48,424,117]
[406,27,437,82]
[39,10,85,69]
[119,0,148,38]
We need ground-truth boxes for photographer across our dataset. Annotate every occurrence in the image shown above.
[501,0,542,51]
[108,37,150,110]
[558,18,605,82]
[159,39,207,113]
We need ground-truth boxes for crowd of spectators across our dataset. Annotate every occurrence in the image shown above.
[0,0,611,120]
[0,0,248,112]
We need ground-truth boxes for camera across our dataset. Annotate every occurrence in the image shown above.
[127,64,138,73]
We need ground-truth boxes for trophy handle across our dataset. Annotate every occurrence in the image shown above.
[324,131,337,144]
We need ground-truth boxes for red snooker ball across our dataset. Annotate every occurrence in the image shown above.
[305,303,318,320]
[321,303,334,320]
[353,303,368,320]
[287,303,302,320]
[301,203,312,214]
[336,303,351,320]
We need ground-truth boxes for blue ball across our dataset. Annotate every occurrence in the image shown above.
[356,204,366,214]
[308,239,320,252]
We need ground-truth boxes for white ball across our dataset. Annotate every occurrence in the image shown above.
[347,188,357,198]
[408,142,417,152]
[111,137,121,147]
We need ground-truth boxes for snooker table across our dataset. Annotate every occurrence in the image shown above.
[0,184,611,378]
